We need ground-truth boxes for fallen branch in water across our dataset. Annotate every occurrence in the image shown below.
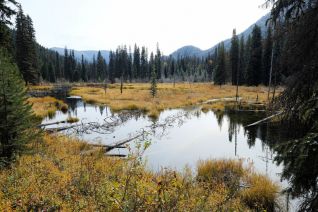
[245,111,283,128]
[38,121,67,128]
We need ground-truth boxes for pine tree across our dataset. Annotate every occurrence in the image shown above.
[230,29,239,85]
[48,62,55,82]
[213,43,226,85]
[150,65,157,98]
[15,7,39,84]
[238,35,245,85]
[262,27,273,85]
[81,54,87,82]
[246,25,262,86]
[96,51,105,81]
[133,44,141,79]
[140,47,148,79]
[154,44,162,80]
[0,50,37,165]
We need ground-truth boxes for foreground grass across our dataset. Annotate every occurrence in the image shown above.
[27,96,68,118]
[0,134,280,211]
[70,83,280,118]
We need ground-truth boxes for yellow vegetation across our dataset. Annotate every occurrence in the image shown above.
[71,83,281,117]
[27,96,68,118]
[66,116,80,123]
[28,84,54,91]
[0,134,280,211]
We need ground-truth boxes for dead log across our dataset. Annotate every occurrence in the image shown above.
[245,111,283,128]
[105,134,143,152]
[106,154,126,158]
[38,121,67,128]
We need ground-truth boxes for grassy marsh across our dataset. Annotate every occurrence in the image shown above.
[0,134,280,211]
[70,83,281,118]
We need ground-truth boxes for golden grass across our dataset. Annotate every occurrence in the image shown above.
[66,116,79,123]
[71,83,282,117]
[27,96,68,118]
[27,84,54,91]
[0,134,280,211]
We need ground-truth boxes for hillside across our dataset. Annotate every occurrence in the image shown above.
[170,13,270,58]
[51,47,110,63]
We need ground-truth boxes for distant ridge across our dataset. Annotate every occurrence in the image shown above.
[50,47,110,63]
[170,13,270,58]
[50,13,270,61]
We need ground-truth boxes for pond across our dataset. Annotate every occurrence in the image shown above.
[42,97,297,210]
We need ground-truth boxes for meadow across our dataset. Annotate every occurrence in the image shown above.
[70,83,279,118]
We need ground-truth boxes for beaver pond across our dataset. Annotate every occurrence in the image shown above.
[42,97,301,210]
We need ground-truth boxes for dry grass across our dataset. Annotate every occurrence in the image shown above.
[27,84,54,91]
[27,96,68,118]
[71,83,281,117]
[0,134,280,211]
[66,116,79,123]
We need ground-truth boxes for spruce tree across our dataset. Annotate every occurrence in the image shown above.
[81,54,87,82]
[0,50,36,166]
[96,51,105,81]
[15,7,39,84]
[230,29,239,85]
[246,25,262,86]
[213,43,226,85]
[238,35,245,85]
[154,44,162,80]
[150,65,157,98]
[262,27,273,85]
[133,44,141,79]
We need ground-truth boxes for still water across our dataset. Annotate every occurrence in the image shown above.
[43,98,285,180]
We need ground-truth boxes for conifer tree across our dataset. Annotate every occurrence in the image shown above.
[262,27,273,85]
[0,50,36,166]
[246,25,262,86]
[213,43,226,85]
[140,47,148,79]
[48,62,55,82]
[81,54,87,82]
[96,51,105,81]
[150,65,157,98]
[154,44,162,79]
[230,29,239,85]
[238,35,245,85]
[133,44,141,79]
[15,7,39,84]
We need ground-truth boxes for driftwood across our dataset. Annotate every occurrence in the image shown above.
[105,134,143,152]
[38,121,67,128]
[245,111,283,128]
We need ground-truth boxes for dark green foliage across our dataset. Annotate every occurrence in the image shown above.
[246,25,263,86]
[265,0,318,210]
[15,7,39,84]
[150,65,157,98]
[213,42,226,85]
[238,35,245,85]
[0,0,17,25]
[48,62,55,82]
[262,27,273,85]
[230,29,239,85]
[154,44,161,80]
[96,50,106,81]
[81,54,87,82]
[0,50,36,166]
[133,44,141,79]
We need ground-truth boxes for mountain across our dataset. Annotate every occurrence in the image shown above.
[170,13,270,58]
[50,47,110,63]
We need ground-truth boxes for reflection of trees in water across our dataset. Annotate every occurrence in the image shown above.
[216,109,318,210]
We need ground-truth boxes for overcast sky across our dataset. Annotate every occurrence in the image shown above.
[18,0,270,54]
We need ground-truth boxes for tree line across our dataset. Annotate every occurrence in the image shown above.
[0,5,286,86]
